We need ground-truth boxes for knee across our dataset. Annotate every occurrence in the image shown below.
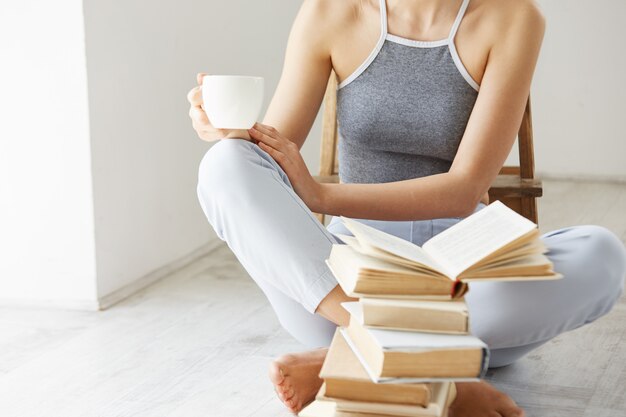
[196,138,261,232]
[197,138,259,202]
[582,225,626,297]
[198,138,255,185]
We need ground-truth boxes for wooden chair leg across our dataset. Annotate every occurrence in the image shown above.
[521,197,539,225]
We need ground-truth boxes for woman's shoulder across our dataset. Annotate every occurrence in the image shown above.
[289,0,371,63]
[294,0,366,40]
[472,0,544,17]
[299,0,364,19]
[470,0,545,39]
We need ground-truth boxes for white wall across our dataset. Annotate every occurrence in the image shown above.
[0,0,312,309]
[529,0,626,181]
[81,0,317,300]
[82,0,214,299]
[0,0,98,308]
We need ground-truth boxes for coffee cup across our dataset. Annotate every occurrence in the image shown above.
[202,75,265,130]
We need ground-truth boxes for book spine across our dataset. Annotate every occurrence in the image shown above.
[451,280,468,298]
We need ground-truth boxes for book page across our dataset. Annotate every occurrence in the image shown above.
[336,234,449,277]
[422,201,537,279]
[339,329,484,384]
[298,400,336,417]
[342,302,486,350]
[340,217,447,275]
[360,298,468,313]
[318,385,446,417]
[330,244,441,276]
[333,233,362,248]
[467,253,550,274]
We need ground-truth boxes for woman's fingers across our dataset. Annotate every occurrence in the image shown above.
[196,120,228,137]
[187,79,210,127]
[253,123,280,136]
[254,123,298,151]
[187,85,203,106]
[189,105,210,125]
[250,123,278,138]
[249,124,281,148]
[197,72,208,85]
[258,141,287,163]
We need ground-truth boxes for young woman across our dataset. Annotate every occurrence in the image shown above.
[187,0,626,416]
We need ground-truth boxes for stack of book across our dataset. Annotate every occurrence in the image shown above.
[299,201,561,417]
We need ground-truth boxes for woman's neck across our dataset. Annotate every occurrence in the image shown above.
[385,0,461,32]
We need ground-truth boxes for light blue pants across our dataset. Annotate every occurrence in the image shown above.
[197,139,626,368]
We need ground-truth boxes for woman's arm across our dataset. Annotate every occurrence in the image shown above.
[187,0,339,145]
[317,1,546,220]
[260,0,343,149]
[251,0,545,221]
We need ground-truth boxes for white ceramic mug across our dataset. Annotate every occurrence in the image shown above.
[202,75,265,129]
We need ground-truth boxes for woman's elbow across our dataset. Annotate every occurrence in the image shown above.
[443,171,489,218]
[452,182,487,218]
[452,198,481,218]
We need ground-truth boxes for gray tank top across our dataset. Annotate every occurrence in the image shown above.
[337,0,479,184]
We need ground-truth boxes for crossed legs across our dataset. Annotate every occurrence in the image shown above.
[197,139,626,415]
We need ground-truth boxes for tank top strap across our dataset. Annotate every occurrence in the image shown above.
[378,0,389,36]
[448,0,471,41]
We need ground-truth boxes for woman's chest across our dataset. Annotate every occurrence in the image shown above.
[336,44,479,160]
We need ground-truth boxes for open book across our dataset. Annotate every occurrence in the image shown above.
[326,200,562,299]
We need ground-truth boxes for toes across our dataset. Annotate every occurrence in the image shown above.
[501,407,525,417]
[496,393,524,417]
[273,379,297,410]
[285,398,299,413]
[281,385,296,401]
[287,398,302,414]
[273,385,282,398]
[276,385,295,402]
[268,361,285,385]
[269,351,325,414]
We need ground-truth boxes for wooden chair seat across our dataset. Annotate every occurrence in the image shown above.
[313,71,543,225]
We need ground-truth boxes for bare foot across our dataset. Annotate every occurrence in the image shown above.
[449,381,525,417]
[269,350,524,417]
[269,348,327,414]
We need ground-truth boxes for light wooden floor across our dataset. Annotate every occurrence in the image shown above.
[1,179,625,417]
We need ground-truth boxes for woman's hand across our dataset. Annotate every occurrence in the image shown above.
[187,72,251,142]
[248,123,325,212]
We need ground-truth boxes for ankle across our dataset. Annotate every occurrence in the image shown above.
[314,284,357,326]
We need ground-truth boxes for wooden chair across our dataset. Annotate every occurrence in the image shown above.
[313,71,543,225]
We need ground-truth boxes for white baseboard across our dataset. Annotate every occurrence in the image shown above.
[97,239,224,310]
[0,239,224,312]
[0,297,101,311]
